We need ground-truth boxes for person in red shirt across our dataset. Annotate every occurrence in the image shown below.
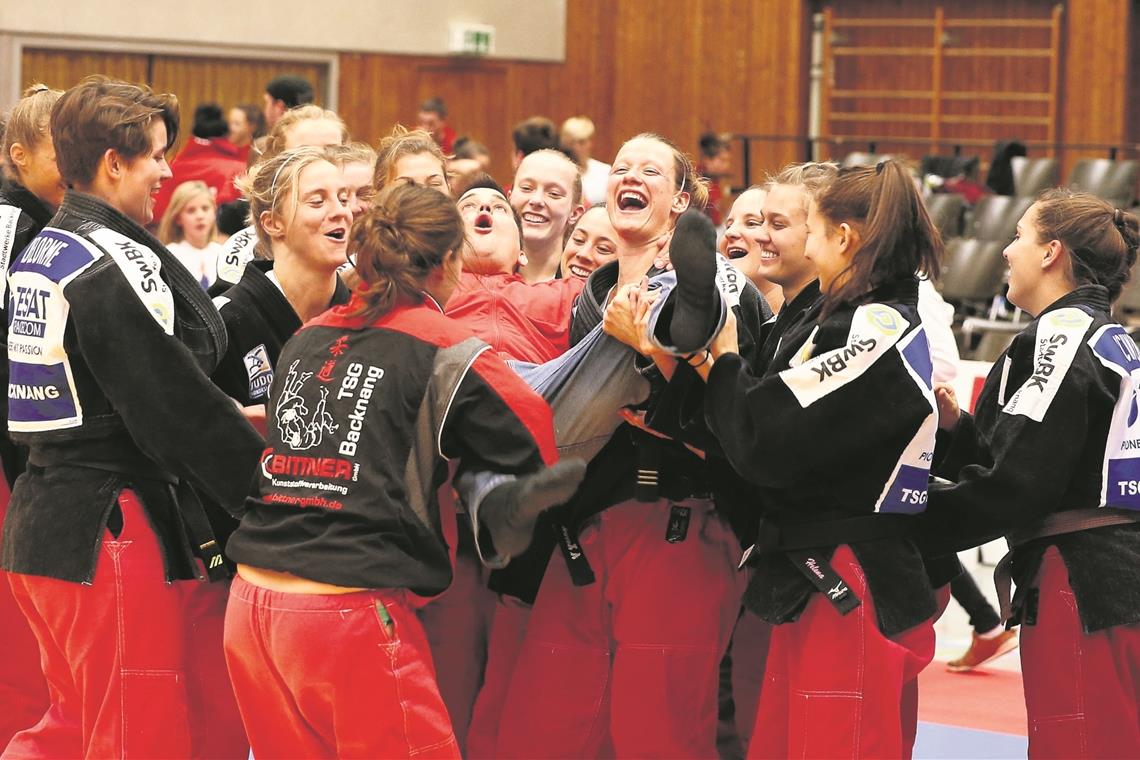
[417,97,456,156]
[698,131,733,228]
[449,177,586,363]
[152,103,246,222]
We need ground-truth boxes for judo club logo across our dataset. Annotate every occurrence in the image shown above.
[866,305,902,336]
[276,360,339,450]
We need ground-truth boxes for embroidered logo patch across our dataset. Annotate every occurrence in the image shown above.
[244,344,274,400]
[1003,307,1091,422]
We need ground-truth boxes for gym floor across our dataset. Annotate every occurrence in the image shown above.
[916,544,1026,758]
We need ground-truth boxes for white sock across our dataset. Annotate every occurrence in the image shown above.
[978,624,1005,639]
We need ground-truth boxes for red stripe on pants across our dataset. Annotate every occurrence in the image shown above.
[224,575,460,759]
[0,476,49,752]
[1021,546,1140,758]
[746,545,935,759]
[4,489,245,759]
[497,498,747,758]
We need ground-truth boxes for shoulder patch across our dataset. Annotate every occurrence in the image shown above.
[10,227,102,284]
[216,225,257,286]
[1002,307,1092,422]
[1088,324,1140,509]
[779,303,907,407]
[244,343,274,401]
[87,228,175,335]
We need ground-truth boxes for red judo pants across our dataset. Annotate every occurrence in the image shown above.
[0,476,48,752]
[747,545,935,759]
[1020,546,1140,758]
[724,607,772,758]
[417,540,496,754]
[899,582,951,758]
[466,595,531,758]
[4,489,245,759]
[496,497,747,758]
[224,575,460,759]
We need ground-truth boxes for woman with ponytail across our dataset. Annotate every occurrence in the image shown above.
[221,181,584,759]
[690,160,942,757]
[921,190,1140,758]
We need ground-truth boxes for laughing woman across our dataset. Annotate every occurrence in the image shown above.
[211,146,353,408]
[495,133,771,759]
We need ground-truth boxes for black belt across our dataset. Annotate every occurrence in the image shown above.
[994,508,1140,622]
[741,514,916,615]
[28,452,229,582]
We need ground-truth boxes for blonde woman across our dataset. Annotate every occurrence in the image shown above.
[0,81,62,749]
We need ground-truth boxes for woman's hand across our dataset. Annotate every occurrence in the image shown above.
[709,307,739,362]
[934,383,961,432]
[688,308,737,383]
[604,278,659,355]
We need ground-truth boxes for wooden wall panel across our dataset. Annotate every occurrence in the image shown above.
[820,0,1058,163]
[19,49,328,159]
[20,49,149,92]
[1131,5,1140,149]
[337,0,807,191]
[1061,0,1131,176]
[151,57,327,155]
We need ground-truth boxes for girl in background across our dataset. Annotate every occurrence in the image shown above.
[158,180,221,288]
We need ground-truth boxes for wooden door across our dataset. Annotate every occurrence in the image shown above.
[416,64,511,182]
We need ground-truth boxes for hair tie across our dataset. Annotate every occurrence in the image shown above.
[1115,208,1125,228]
[875,161,887,175]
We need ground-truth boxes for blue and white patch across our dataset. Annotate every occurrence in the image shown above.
[216,225,257,287]
[780,303,907,407]
[1002,307,1091,422]
[876,326,938,514]
[1089,324,1140,510]
[7,227,103,431]
[244,344,274,401]
[8,361,79,425]
[88,228,174,335]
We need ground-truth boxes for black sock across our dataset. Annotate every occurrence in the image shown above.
[478,459,587,559]
[667,209,720,354]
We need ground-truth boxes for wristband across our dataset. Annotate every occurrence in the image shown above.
[684,349,712,368]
